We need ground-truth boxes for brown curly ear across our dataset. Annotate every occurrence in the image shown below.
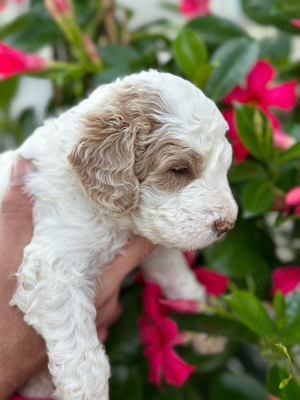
[68,84,152,216]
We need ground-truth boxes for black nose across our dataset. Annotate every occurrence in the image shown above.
[215,220,235,237]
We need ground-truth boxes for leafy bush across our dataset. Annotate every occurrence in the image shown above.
[2,0,300,399]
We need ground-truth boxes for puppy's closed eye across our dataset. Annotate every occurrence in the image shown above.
[171,167,189,175]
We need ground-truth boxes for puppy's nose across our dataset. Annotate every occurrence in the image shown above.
[215,220,234,237]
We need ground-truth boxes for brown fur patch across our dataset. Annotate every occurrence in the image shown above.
[135,138,204,193]
[68,83,163,216]
[68,82,203,215]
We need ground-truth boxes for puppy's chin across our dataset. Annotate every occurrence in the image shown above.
[131,217,220,251]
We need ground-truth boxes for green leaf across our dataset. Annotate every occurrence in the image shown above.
[274,291,286,320]
[0,76,18,108]
[285,286,300,323]
[224,291,276,338]
[205,37,258,101]
[211,373,269,400]
[228,159,267,183]
[281,315,300,347]
[259,31,291,64]
[240,180,274,218]
[193,64,214,89]
[278,143,300,163]
[185,16,248,49]
[204,217,270,279]
[235,104,273,161]
[173,314,259,344]
[275,212,300,227]
[277,0,300,12]
[173,30,207,81]
[242,0,300,33]
[267,365,300,399]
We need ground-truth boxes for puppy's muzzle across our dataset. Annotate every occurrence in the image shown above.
[215,220,235,237]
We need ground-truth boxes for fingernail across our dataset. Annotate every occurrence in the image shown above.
[11,158,31,184]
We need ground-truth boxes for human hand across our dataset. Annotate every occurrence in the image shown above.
[0,158,155,399]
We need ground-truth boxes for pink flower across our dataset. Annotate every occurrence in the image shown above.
[179,0,210,17]
[284,186,300,215]
[44,0,72,18]
[194,267,229,296]
[183,250,197,267]
[0,42,48,79]
[271,266,300,295]
[82,34,101,64]
[0,1,6,11]
[273,129,295,150]
[291,19,300,29]
[223,108,249,163]
[139,282,195,387]
[223,60,297,129]
[159,298,201,314]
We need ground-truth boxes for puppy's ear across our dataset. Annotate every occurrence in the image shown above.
[68,85,152,216]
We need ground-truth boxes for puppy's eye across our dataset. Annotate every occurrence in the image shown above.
[171,167,189,175]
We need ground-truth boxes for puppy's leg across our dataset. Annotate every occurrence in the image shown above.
[11,250,109,400]
[140,245,206,302]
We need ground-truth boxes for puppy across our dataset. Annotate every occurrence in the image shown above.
[0,70,238,399]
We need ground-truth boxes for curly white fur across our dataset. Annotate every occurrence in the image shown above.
[0,71,237,399]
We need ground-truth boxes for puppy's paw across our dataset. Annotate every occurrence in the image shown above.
[163,273,206,304]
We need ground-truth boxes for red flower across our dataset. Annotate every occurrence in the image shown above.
[284,186,300,215]
[179,0,210,17]
[139,282,195,387]
[0,42,47,79]
[194,267,228,296]
[223,60,297,129]
[223,108,249,163]
[271,266,300,295]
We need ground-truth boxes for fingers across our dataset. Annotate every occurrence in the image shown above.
[96,303,123,342]
[95,289,120,326]
[0,159,34,250]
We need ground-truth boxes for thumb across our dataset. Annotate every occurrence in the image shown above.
[1,158,34,243]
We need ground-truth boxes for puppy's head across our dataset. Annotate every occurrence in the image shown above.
[68,71,238,250]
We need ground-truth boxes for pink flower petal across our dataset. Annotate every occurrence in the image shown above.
[139,316,162,345]
[222,108,237,140]
[162,346,195,386]
[0,42,46,79]
[232,141,249,163]
[0,1,6,11]
[273,129,295,151]
[144,344,163,387]
[262,108,281,129]
[194,267,229,296]
[262,81,297,110]
[291,19,300,29]
[271,266,300,295]
[179,0,210,17]
[286,187,300,207]
[159,298,200,314]
[222,85,252,105]
[247,60,276,94]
